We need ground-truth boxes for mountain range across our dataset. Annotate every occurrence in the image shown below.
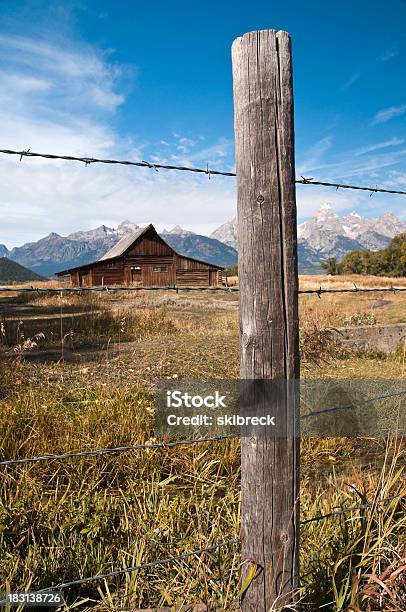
[1,206,405,277]
[0,221,238,277]
[210,205,406,271]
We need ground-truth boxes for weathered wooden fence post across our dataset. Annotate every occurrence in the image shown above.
[232,30,300,610]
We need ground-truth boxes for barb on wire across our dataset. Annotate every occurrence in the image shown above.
[301,493,404,525]
[0,434,234,467]
[301,388,406,420]
[0,285,239,293]
[1,285,406,295]
[1,494,402,599]
[1,149,406,194]
[141,160,159,172]
[299,286,406,296]
[296,175,406,196]
[19,148,30,161]
[3,388,404,466]
[0,149,237,177]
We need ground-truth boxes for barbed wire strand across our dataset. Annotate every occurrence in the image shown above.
[299,285,406,296]
[296,176,406,196]
[1,149,406,195]
[0,435,234,467]
[0,285,239,293]
[301,493,404,525]
[1,493,402,599]
[301,388,406,420]
[38,538,240,591]
[1,285,406,295]
[0,539,240,602]
[2,389,405,466]
[0,148,236,177]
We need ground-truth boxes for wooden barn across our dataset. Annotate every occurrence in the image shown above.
[56,224,224,288]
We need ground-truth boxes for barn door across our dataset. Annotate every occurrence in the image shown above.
[209,270,217,286]
[131,267,142,286]
[149,265,170,287]
[79,271,91,287]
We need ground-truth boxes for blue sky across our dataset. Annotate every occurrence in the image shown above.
[0,0,405,246]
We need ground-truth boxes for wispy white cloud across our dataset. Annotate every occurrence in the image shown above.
[152,134,233,170]
[301,148,406,181]
[379,41,401,62]
[298,137,406,177]
[342,72,361,90]
[0,34,116,80]
[0,34,128,116]
[335,149,406,178]
[296,132,406,222]
[382,170,406,189]
[176,136,198,154]
[187,139,231,164]
[354,137,405,156]
[372,104,406,124]
[296,185,362,222]
[341,41,401,93]
[296,136,332,175]
[0,32,237,247]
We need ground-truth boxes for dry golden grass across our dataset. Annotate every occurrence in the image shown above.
[223,273,406,290]
[4,273,406,291]
[298,274,406,327]
[224,275,238,286]
[300,291,406,326]
[0,278,65,300]
[0,280,405,610]
[299,274,406,290]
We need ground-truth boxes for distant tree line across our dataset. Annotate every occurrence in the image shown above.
[225,265,238,277]
[321,233,406,277]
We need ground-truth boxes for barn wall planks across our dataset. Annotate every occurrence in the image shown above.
[177,270,209,286]
[127,233,173,257]
[176,254,213,271]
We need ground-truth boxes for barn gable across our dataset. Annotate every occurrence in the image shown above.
[98,224,172,261]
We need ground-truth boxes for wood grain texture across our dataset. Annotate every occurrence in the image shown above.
[232,29,300,610]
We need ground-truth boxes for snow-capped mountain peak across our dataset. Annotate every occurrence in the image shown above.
[210,217,238,247]
[161,225,195,236]
[117,220,140,235]
[317,203,335,215]
[68,225,117,241]
[374,212,406,238]
[211,206,406,268]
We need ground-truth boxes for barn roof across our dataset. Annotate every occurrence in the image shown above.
[98,224,153,261]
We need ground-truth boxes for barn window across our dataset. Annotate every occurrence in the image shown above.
[131,266,141,271]
[106,262,117,268]
[153,266,168,272]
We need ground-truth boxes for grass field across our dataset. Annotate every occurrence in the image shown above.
[0,276,405,611]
